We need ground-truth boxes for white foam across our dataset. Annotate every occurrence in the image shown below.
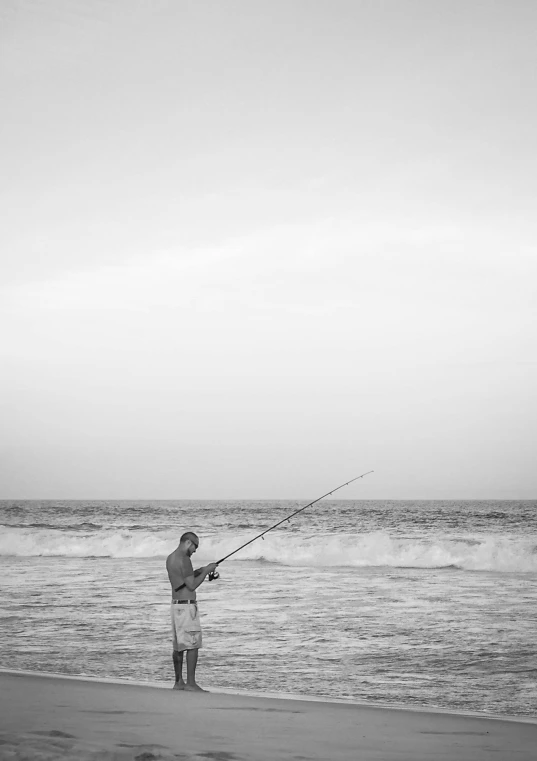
[202,531,537,573]
[0,526,173,558]
[1,526,536,573]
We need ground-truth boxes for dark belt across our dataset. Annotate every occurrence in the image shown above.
[172,599,197,604]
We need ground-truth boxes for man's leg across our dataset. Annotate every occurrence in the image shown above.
[172,650,185,690]
[184,648,207,691]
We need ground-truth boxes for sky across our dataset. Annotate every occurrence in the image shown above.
[1,0,536,499]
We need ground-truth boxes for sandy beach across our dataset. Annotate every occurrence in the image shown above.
[0,671,535,761]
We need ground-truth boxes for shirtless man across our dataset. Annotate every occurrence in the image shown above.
[166,532,218,692]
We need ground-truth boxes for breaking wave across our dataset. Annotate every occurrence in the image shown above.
[0,525,536,573]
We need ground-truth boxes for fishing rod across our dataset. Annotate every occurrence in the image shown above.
[175,470,373,591]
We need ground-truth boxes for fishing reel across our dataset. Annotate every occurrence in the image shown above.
[208,569,220,582]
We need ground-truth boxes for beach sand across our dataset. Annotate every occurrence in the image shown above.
[0,671,535,760]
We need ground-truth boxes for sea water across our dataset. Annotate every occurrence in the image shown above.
[0,499,536,718]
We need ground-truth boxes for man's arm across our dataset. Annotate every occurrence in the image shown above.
[175,563,218,592]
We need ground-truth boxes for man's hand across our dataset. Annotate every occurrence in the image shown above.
[174,562,219,591]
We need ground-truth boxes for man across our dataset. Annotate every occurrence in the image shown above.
[166,532,218,691]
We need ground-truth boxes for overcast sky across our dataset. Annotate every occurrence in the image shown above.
[1,0,536,499]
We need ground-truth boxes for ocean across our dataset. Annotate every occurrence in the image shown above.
[1,498,536,718]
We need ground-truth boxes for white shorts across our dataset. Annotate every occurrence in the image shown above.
[171,601,202,652]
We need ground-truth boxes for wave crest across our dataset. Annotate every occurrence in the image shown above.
[1,526,535,573]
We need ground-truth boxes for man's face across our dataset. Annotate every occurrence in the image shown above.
[187,538,199,557]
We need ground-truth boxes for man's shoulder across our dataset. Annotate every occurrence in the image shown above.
[166,549,181,565]
[168,549,189,565]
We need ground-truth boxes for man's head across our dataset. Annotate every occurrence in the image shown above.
[180,531,199,556]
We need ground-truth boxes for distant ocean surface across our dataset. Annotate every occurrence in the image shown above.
[1,499,536,718]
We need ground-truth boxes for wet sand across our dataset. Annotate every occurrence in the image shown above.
[0,670,536,760]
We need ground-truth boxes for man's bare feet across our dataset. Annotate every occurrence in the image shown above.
[173,680,186,690]
[184,683,208,692]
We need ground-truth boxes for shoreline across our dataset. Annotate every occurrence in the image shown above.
[1,666,535,725]
[2,670,536,761]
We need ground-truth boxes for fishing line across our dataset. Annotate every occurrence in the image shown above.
[175,470,373,591]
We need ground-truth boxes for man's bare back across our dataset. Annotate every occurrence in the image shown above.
[166,548,196,601]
